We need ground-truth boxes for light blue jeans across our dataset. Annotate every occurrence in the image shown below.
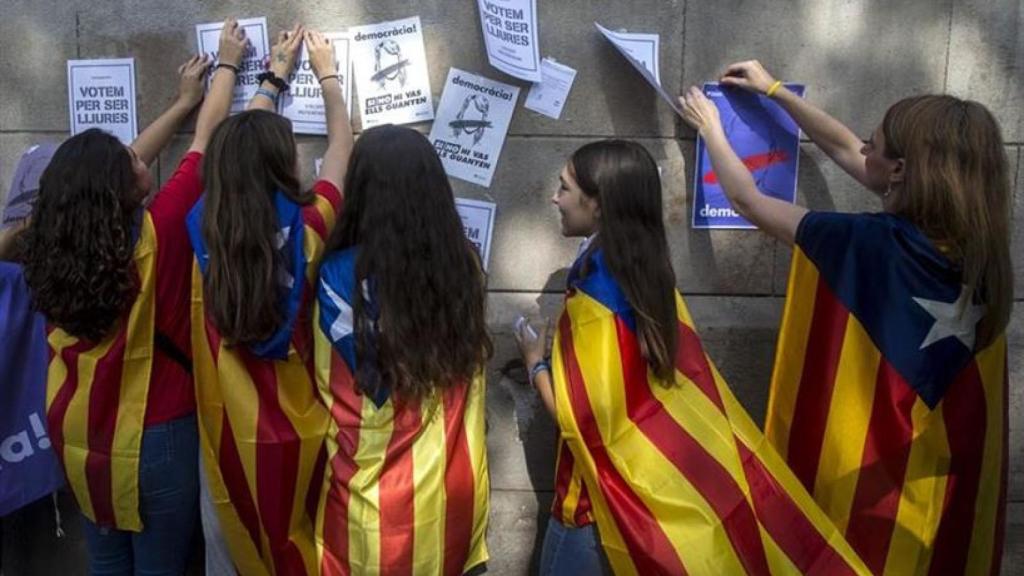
[538,519,612,576]
[82,413,199,576]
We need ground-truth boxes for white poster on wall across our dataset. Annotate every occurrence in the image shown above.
[455,198,497,270]
[67,58,138,144]
[429,68,520,188]
[350,16,434,128]
[279,32,353,134]
[477,0,542,82]
[195,17,270,114]
[595,22,680,114]
[524,58,576,119]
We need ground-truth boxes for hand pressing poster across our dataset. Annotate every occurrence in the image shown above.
[279,32,353,135]
[455,198,497,270]
[350,16,434,128]
[692,82,806,229]
[67,58,138,144]
[595,22,680,114]
[195,17,270,114]
[429,68,520,188]
[477,0,542,82]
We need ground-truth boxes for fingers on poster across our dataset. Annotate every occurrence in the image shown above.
[67,58,138,144]
[350,16,434,128]
[455,198,497,271]
[594,22,680,114]
[195,17,270,114]
[478,0,542,82]
[429,68,520,188]
[693,82,806,229]
[279,33,353,135]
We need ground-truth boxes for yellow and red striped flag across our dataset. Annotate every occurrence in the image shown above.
[766,212,1007,575]
[552,249,869,575]
[46,212,158,531]
[187,182,341,575]
[312,248,489,576]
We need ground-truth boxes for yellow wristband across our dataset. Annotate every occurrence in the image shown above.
[766,80,783,98]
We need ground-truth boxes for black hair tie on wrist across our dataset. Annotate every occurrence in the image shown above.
[318,74,340,84]
[214,62,239,74]
[256,71,290,93]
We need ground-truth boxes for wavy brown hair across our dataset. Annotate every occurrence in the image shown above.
[325,125,492,399]
[22,129,141,342]
[572,140,679,382]
[882,95,1014,348]
[201,110,312,345]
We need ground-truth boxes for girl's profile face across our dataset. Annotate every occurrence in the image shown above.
[552,164,600,238]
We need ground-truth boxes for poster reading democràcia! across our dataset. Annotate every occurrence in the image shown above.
[195,17,270,114]
[350,16,434,128]
[279,32,353,135]
[67,58,138,145]
[454,198,497,270]
[429,68,520,188]
[692,82,806,229]
[477,0,542,82]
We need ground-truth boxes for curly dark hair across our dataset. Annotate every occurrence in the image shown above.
[23,129,142,342]
[326,125,493,400]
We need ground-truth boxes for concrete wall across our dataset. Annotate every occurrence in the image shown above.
[1,0,1020,573]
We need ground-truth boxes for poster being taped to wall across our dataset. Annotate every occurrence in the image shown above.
[429,68,520,188]
[692,82,805,229]
[195,18,270,114]
[350,16,434,128]
[279,32,353,135]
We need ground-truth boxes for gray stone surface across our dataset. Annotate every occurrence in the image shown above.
[0,4,77,132]
[947,0,1024,144]
[682,0,952,141]
[1009,304,1023,503]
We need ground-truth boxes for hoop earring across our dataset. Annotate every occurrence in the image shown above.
[883,182,893,199]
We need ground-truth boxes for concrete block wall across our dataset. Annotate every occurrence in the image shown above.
[1,1,1020,573]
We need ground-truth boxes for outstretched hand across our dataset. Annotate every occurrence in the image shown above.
[176,54,212,109]
[217,18,249,68]
[270,24,304,79]
[305,30,337,80]
[678,86,722,137]
[719,60,778,95]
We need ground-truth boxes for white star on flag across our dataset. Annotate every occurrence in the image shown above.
[912,285,985,350]
[321,279,353,342]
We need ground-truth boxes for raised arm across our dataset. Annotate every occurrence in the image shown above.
[680,86,807,245]
[305,30,354,192]
[720,60,870,187]
[130,55,211,165]
[188,18,248,154]
[247,24,303,112]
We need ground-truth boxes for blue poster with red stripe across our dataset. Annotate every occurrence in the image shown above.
[692,82,805,229]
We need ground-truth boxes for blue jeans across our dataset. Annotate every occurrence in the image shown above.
[82,413,199,576]
[538,519,611,576]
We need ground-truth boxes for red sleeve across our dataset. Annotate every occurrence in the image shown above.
[149,152,203,359]
[302,179,344,240]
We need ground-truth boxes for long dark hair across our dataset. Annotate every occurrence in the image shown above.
[201,110,312,345]
[882,95,1013,348]
[23,129,141,342]
[571,140,678,381]
[325,125,492,399]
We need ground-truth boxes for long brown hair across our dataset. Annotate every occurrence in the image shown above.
[201,110,312,345]
[23,129,141,341]
[571,140,678,382]
[325,125,492,399]
[882,95,1013,348]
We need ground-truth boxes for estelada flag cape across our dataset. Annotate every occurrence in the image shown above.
[552,247,869,575]
[187,185,340,576]
[312,248,489,576]
[766,212,1007,575]
[45,211,157,530]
